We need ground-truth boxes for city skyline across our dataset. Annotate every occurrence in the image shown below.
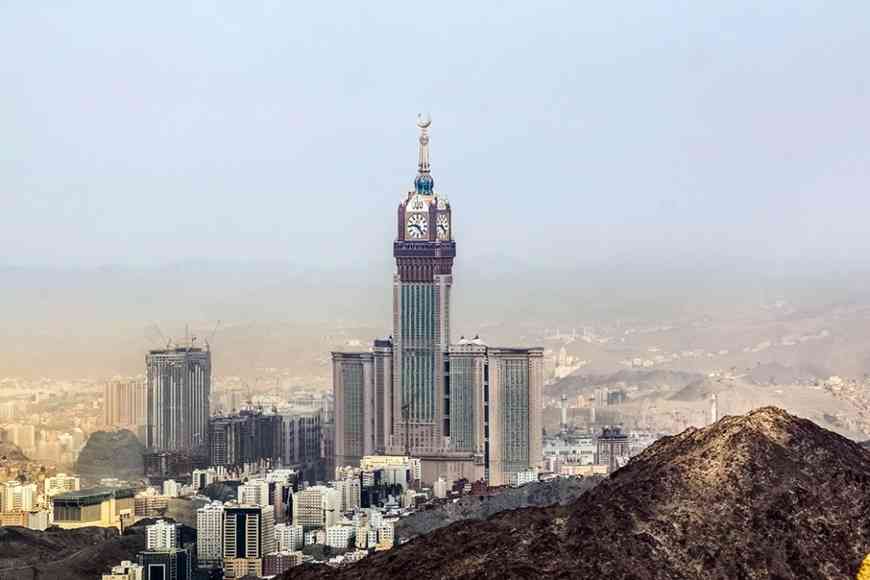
[5,4,870,579]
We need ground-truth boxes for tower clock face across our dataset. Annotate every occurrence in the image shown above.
[436,214,450,240]
[407,213,428,239]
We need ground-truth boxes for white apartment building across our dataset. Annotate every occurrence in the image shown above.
[3,481,36,512]
[196,501,224,569]
[378,521,396,550]
[239,479,270,507]
[162,479,179,498]
[145,519,180,550]
[325,525,354,550]
[335,477,361,512]
[44,473,81,497]
[101,560,143,580]
[509,468,539,487]
[433,477,449,499]
[275,523,304,552]
[192,468,218,492]
[292,486,338,529]
[355,525,378,549]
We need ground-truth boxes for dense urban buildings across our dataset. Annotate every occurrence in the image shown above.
[332,118,543,485]
[145,345,211,452]
[207,409,323,480]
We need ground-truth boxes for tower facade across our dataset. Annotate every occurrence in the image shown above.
[448,341,544,486]
[485,347,544,486]
[223,504,276,579]
[330,117,543,486]
[332,351,375,469]
[390,115,455,457]
[145,346,211,452]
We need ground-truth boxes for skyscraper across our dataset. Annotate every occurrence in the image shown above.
[332,351,375,469]
[485,347,544,486]
[145,345,211,452]
[448,339,544,486]
[391,114,454,460]
[331,118,543,485]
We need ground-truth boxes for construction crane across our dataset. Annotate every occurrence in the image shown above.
[205,320,221,351]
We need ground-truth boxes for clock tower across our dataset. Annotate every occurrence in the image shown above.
[391,115,455,457]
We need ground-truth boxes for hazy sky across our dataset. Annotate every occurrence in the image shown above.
[2,2,869,271]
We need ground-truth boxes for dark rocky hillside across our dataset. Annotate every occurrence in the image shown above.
[0,525,144,580]
[397,475,601,541]
[0,442,28,462]
[75,429,145,483]
[0,519,197,580]
[285,407,870,580]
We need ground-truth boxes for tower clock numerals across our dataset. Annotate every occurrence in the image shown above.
[407,213,429,239]
[436,214,450,240]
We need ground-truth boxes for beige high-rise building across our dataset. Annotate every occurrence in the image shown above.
[447,339,544,487]
[332,351,376,469]
[485,347,544,486]
[104,379,147,439]
[223,503,275,579]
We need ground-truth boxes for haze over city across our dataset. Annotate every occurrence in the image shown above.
[4,2,870,379]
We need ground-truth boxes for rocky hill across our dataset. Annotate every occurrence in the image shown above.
[0,518,198,580]
[285,407,870,580]
[0,525,144,580]
[75,429,145,483]
[0,442,28,462]
[397,476,601,541]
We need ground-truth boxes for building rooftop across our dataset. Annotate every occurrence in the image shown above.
[52,486,135,502]
[148,345,207,355]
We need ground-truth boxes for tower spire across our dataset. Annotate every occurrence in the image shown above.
[414,113,434,194]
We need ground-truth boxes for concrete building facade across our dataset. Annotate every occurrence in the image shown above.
[145,346,211,452]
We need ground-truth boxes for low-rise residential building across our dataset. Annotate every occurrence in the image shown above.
[101,560,143,580]
[275,522,304,552]
[146,519,180,550]
[325,525,354,550]
[263,551,303,576]
[45,473,81,497]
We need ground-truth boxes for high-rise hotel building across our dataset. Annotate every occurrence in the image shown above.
[145,345,211,452]
[333,118,543,485]
[104,378,147,440]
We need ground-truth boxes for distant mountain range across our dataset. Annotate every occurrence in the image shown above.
[3,261,869,378]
